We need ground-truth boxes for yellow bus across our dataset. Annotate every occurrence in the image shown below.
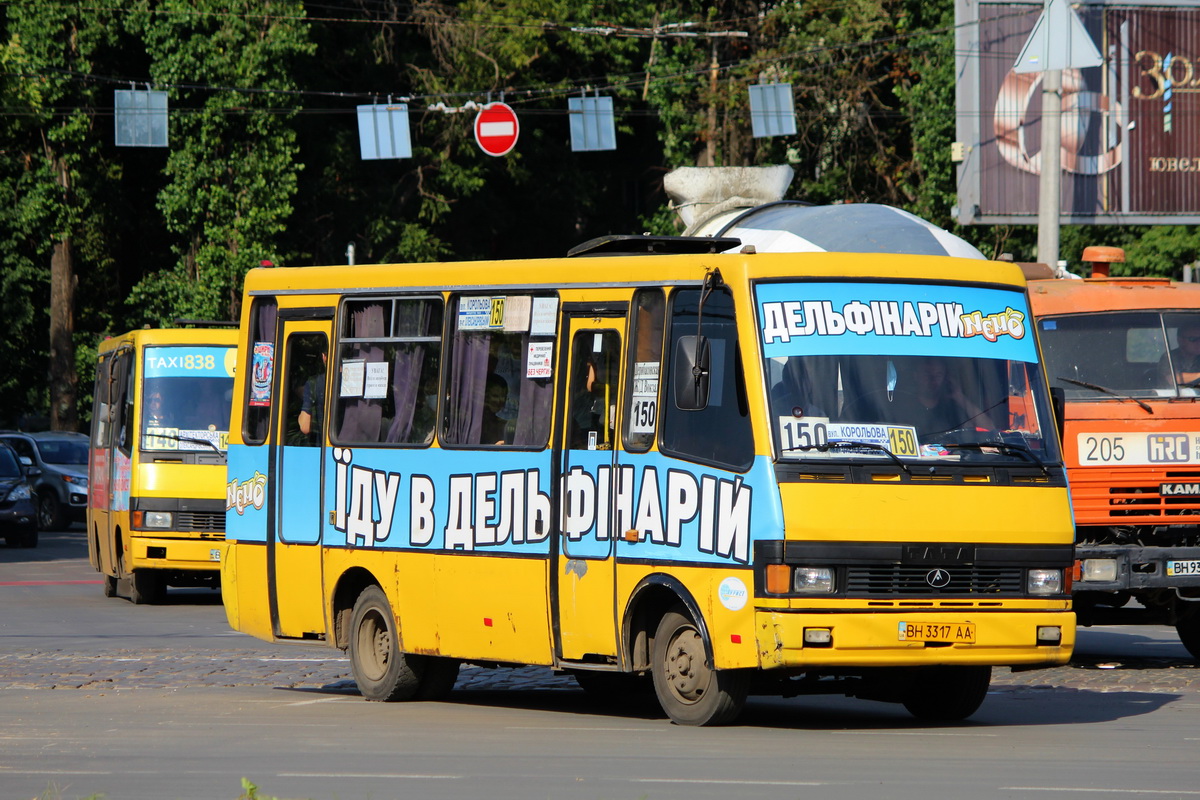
[88,326,238,603]
[221,237,1074,725]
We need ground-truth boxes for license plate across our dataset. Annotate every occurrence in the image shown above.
[1167,560,1200,577]
[898,621,976,643]
[209,548,222,562]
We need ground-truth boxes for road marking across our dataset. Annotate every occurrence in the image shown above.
[634,779,827,786]
[0,580,103,586]
[283,696,355,706]
[280,773,461,779]
[1003,789,1200,795]
[832,730,998,737]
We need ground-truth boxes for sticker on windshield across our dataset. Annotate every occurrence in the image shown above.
[779,418,920,457]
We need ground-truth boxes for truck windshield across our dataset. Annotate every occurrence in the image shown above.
[1039,311,1200,399]
[757,281,1060,465]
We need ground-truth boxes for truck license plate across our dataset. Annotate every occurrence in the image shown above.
[1166,560,1200,577]
[898,622,976,643]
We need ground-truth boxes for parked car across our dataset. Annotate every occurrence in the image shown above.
[0,431,89,530]
[0,441,38,547]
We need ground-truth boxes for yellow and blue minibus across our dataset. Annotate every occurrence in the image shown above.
[88,326,238,603]
[221,237,1074,725]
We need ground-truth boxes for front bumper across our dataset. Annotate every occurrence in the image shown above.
[127,535,226,572]
[756,608,1075,669]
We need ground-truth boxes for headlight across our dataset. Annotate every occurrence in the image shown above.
[7,484,31,501]
[60,474,87,487]
[794,566,835,594]
[142,511,173,529]
[1080,559,1118,582]
[1027,568,1064,595]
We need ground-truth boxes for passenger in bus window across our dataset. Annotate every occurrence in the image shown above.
[298,353,326,442]
[481,374,510,445]
[891,357,983,439]
[771,359,826,418]
[145,390,170,428]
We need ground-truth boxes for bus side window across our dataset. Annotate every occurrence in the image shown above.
[623,289,665,452]
[442,294,554,449]
[243,297,278,446]
[660,287,753,471]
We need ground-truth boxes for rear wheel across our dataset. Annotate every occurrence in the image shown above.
[37,492,65,531]
[901,666,991,721]
[1175,612,1200,661]
[651,608,749,726]
[349,585,421,701]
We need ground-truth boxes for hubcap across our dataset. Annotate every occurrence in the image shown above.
[664,626,708,704]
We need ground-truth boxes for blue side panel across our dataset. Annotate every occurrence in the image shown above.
[280,447,322,544]
[226,444,269,543]
[226,444,785,567]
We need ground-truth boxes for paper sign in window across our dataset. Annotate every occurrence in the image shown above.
[364,362,389,399]
[340,359,366,397]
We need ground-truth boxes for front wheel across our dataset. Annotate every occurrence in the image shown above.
[103,573,118,598]
[901,666,991,721]
[129,570,165,605]
[349,585,421,701]
[651,608,749,726]
[1176,612,1200,661]
[37,492,64,531]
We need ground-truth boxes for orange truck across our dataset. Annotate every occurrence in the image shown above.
[1027,247,1200,657]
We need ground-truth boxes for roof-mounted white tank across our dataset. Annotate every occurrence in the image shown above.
[663,166,986,260]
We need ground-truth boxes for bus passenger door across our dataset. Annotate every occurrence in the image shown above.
[89,347,132,578]
[270,318,331,639]
[555,314,626,663]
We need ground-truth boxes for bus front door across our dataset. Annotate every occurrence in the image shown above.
[555,315,626,663]
[269,319,331,639]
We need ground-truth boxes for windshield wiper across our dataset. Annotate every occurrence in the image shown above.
[941,441,1049,476]
[142,432,225,457]
[1057,377,1153,414]
[790,440,912,474]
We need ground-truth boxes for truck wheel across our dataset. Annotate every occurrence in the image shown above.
[1175,613,1200,661]
[129,571,165,605]
[902,666,991,721]
[349,585,421,701]
[651,607,748,726]
[37,492,65,531]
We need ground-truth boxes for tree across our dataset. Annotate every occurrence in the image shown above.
[124,0,314,325]
[0,2,125,430]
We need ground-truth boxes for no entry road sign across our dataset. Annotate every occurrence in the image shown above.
[474,102,519,157]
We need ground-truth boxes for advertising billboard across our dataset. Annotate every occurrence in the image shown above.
[956,0,1200,224]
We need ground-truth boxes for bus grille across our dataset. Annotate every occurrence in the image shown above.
[177,511,225,533]
[845,566,1024,595]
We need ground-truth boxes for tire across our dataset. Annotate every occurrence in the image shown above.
[901,666,991,722]
[349,585,421,702]
[1175,612,1200,661]
[129,570,166,605]
[103,573,118,598]
[413,657,461,701]
[37,492,65,531]
[650,607,749,726]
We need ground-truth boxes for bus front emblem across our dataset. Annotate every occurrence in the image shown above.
[926,569,951,588]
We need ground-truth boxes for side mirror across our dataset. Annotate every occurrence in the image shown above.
[17,455,32,467]
[24,466,42,478]
[674,335,710,411]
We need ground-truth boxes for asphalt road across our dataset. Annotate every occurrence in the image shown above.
[3,529,1200,800]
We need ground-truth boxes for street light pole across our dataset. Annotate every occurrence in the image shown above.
[1037,68,1062,267]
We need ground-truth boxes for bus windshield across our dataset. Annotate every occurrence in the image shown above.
[1039,311,1200,399]
[757,280,1060,465]
[141,345,235,451]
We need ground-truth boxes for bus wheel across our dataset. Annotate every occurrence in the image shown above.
[413,657,460,701]
[651,608,749,726]
[901,666,991,721]
[1175,612,1200,661]
[129,571,165,605]
[349,585,420,702]
[103,573,118,598]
